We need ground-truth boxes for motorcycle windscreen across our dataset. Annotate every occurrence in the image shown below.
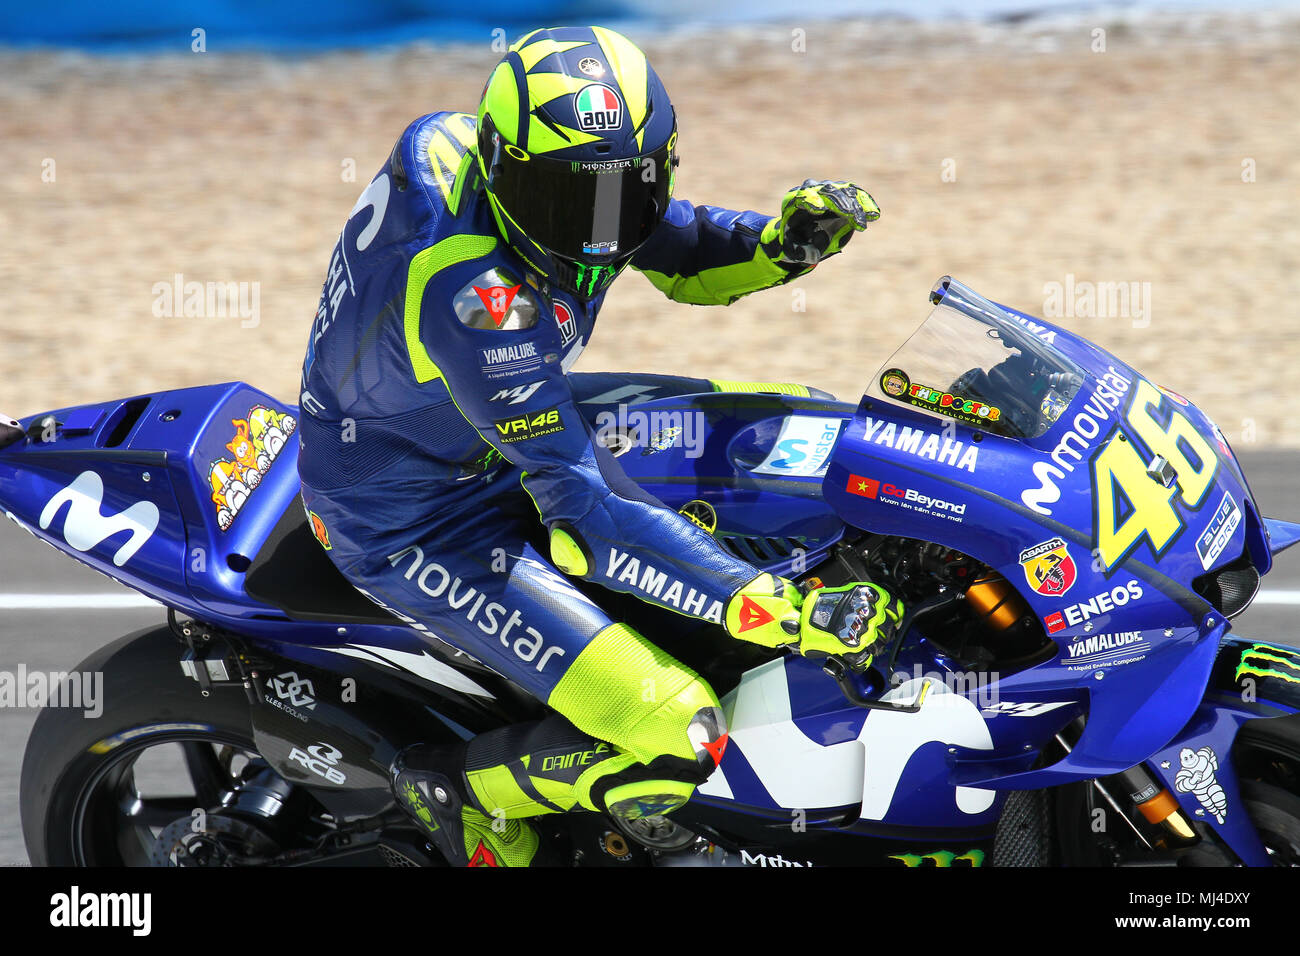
[864,277,1088,440]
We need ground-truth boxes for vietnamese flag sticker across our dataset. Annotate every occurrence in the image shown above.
[847,474,879,498]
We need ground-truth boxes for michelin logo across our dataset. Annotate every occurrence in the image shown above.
[1174,746,1228,824]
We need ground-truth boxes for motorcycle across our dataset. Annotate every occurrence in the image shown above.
[5,276,1300,867]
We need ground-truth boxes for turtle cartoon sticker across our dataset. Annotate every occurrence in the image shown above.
[208,404,297,532]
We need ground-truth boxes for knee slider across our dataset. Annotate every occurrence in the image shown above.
[548,623,727,771]
[623,673,728,774]
[575,682,729,819]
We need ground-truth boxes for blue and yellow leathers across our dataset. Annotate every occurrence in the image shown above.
[298,112,808,827]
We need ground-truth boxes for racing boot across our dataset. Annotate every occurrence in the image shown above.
[391,743,540,867]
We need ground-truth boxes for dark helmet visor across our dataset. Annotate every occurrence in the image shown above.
[481,117,675,264]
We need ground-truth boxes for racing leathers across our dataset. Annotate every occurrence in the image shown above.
[298,110,830,845]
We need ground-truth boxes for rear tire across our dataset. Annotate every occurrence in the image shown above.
[20,624,256,866]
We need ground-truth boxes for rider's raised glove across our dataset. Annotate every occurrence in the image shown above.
[724,574,903,670]
[759,179,880,268]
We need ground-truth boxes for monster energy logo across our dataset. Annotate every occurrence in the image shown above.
[1235,643,1300,685]
[575,263,611,297]
[470,446,504,473]
[889,849,985,867]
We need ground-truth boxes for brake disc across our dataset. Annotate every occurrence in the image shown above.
[611,814,699,852]
[150,813,279,867]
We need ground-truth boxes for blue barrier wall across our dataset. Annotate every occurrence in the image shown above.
[0,1,636,50]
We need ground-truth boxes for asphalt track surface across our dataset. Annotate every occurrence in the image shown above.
[1,452,1298,865]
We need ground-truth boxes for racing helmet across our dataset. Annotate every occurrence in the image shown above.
[475,26,678,300]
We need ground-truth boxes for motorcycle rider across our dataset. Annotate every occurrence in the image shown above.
[298,25,902,866]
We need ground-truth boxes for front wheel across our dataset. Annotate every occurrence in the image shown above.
[1234,716,1300,865]
[1047,714,1300,866]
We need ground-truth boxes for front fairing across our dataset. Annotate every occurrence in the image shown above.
[819,277,1269,784]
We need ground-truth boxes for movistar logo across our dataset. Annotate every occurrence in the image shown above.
[39,471,159,567]
[1235,643,1300,685]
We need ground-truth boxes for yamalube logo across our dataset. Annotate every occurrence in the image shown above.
[574,83,622,131]
[40,471,159,568]
[1063,630,1150,671]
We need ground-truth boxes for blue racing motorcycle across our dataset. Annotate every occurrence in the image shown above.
[5,276,1299,867]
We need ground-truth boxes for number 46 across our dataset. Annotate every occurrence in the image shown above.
[1092,380,1217,571]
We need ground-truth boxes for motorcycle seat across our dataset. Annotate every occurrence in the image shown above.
[243,496,400,625]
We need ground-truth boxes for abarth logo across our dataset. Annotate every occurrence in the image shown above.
[1019,537,1077,598]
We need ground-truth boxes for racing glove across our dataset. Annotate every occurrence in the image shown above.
[759,179,880,268]
[724,574,904,670]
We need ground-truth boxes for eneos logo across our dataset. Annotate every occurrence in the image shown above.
[1044,580,1144,634]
